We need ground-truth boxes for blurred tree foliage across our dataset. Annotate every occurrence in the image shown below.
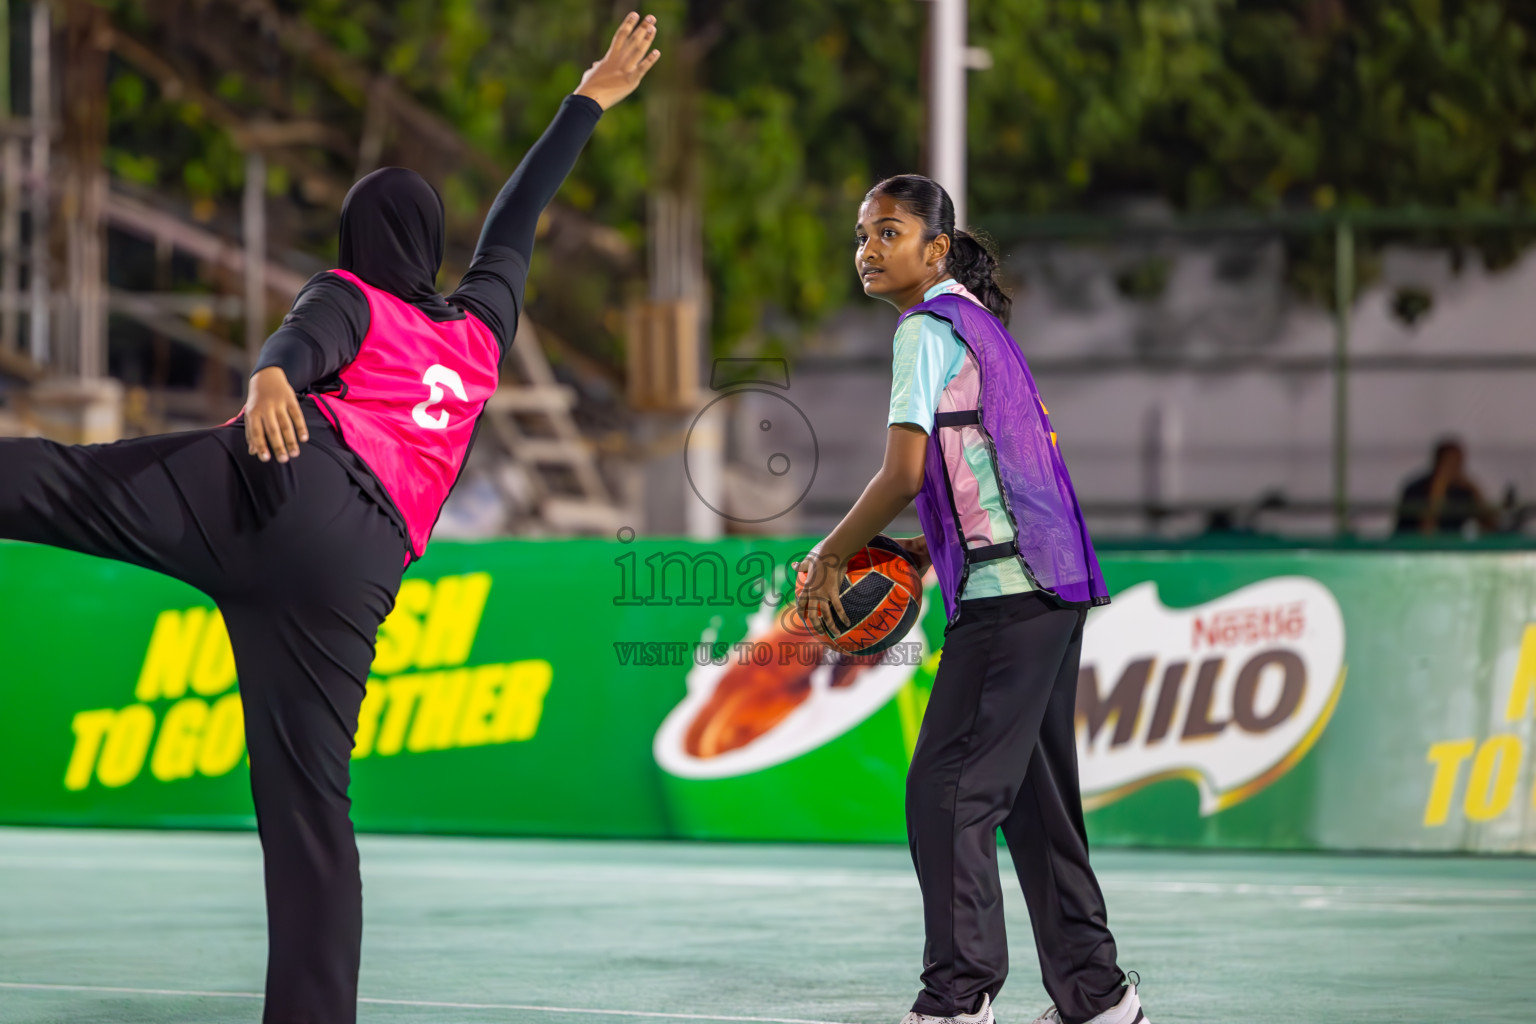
[971,0,1536,214]
[98,0,1536,360]
[968,0,1536,302]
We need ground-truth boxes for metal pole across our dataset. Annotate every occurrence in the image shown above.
[0,0,16,353]
[63,0,109,380]
[1332,219,1354,534]
[1,140,19,351]
[0,0,11,118]
[28,0,48,365]
[927,0,966,228]
[242,150,266,373]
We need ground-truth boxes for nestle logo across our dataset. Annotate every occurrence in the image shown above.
[1191,603,1306,651]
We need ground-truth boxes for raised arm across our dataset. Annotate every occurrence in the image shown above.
[476,96,603,271]
[449,12,661,349]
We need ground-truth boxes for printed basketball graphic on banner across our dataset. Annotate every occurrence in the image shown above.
[1076,576,1346,815]
[654,591,930,780]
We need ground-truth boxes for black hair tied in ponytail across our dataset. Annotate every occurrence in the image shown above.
[865,174,1013,323]
[946,228,1010,325]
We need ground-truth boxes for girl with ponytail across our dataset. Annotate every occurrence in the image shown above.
[796,176,1147,1024]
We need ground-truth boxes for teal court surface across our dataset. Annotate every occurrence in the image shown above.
[1,827,1531,1024]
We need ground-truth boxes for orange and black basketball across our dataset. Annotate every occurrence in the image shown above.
[796,534,924,655]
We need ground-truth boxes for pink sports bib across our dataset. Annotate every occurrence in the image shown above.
[312,268,500,560]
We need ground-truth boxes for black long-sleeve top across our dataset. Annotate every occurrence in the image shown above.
[243,94,604,549]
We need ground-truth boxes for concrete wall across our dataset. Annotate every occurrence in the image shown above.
[781,237,1536,541]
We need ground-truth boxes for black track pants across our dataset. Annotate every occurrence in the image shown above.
[0,426,405,1024]
[907,591,1124,1024]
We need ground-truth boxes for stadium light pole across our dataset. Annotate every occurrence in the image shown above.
[928,0,967,228]
[926,0,991,230]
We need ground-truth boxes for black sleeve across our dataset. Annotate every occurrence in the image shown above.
[448,93,604,352]
[253,272,370,391]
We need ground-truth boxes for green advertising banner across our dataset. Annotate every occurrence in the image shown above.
[3,538,1535,854]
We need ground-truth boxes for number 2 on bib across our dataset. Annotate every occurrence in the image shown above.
[412,364,468,430]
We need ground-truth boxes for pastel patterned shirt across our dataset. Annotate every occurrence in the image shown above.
[888,280,1033,600]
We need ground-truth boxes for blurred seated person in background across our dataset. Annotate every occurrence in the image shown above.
[1394,437,1500,536]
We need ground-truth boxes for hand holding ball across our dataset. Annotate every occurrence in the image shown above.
[793,535,924,655]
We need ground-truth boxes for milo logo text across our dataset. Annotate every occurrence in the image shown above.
[1076,577,1346,815]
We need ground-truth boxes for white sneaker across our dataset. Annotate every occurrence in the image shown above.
[1031,973,1146,1024]
[900,992,994,1024]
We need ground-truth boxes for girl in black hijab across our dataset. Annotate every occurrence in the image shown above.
[0,14,659,1024]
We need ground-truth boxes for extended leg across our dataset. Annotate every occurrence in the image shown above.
[0,431,219,578]
[1000,610,1125,1024]
[3,425,407,1023]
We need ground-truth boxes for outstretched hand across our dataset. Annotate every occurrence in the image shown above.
[575,12,662,111]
